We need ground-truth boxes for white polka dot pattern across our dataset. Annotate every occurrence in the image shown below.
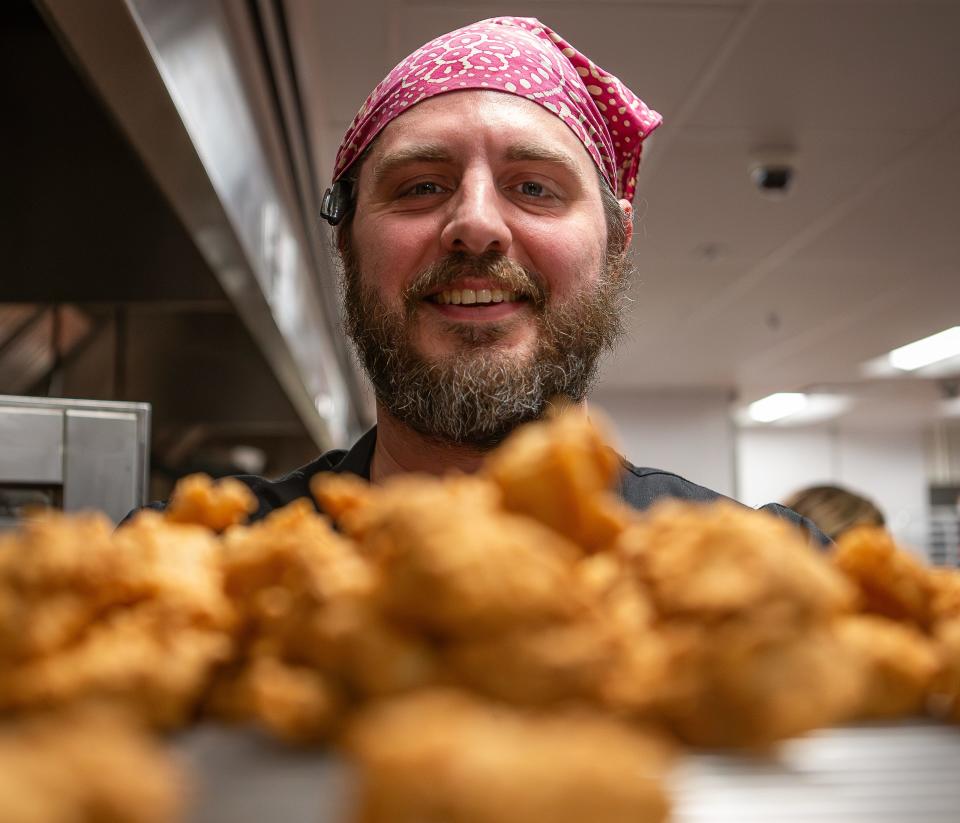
[332,16,662,202]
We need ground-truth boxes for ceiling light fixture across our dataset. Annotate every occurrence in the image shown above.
[889,327,960,371]
[748,392,808,423]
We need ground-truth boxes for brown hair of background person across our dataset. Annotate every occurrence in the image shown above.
[782,485,885,542]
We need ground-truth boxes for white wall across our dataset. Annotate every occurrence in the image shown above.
[737,424,929,554]
[592,389,735,498]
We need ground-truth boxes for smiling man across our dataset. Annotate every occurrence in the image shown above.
[133,17,827,542]
[324,17,659,483]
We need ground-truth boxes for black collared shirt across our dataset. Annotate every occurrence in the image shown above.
[131,426,829,545]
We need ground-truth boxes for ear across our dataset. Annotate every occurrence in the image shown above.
[619,199,634,251]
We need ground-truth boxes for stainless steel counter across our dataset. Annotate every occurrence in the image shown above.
[174,720,960,823]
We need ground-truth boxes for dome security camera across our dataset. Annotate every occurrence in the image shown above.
[749,148,797,198]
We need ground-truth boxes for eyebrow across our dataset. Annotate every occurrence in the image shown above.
[368,141,586,187]
[371,145,454,186]
[504,142,585,183]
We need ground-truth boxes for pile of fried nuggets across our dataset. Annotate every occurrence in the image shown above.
[2,412,960,823]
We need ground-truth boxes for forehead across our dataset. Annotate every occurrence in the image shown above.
[361,90,598,174]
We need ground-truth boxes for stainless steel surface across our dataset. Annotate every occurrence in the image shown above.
[36,0,358,449]
[673,721,960,823]
[175,726,355,823]
[175,721,960,823]
[0,395,150,524]
[0,406,63,483]
[63,410,143,523]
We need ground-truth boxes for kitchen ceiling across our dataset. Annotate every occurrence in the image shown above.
[282,0,960,415]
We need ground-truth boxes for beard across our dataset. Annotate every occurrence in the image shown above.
[339,243,629,450]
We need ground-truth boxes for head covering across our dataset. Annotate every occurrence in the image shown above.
[332,16,662,202]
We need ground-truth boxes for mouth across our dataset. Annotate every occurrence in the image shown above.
[425,287,526,306]
[421,285,531,324]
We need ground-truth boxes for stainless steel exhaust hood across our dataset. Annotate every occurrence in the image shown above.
[36,0,359,450]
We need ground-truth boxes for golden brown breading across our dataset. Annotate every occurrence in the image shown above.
[0,512,139,662]
[614,501,864,747]
[346,689,673,823]
[218,500,373,662]
[311,471,377,524]
[0,604,232,728]
[836,615,941,719]
[652,620,864,749]
[220,500,372,608]
[302,598,441,698]
[833,525,934,627]
[932,618,960,723]
[113,511,235,630]
[315,473,504,546]
[164,472,257,532]
[445,618,668,714]
[621,500,854,625]
[0,707,184,823]
[483,410,630,551]
[930,567,960,622]
[365,479,588,638]
[207,654,343,744]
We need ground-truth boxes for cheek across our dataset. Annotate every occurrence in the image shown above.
[522,223,606,301]
[353,217,437,298]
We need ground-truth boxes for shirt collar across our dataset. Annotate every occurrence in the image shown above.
[330,426,377,479]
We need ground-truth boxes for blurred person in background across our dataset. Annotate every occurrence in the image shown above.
[135,16,827,543]
[782,485,885,542]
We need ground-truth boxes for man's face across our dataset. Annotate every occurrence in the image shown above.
[341,90,631,447]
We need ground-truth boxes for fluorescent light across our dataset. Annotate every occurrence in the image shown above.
[748,392,808,423]
[889,326,960,371]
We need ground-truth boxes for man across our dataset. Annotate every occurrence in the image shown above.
[139,17,825,541]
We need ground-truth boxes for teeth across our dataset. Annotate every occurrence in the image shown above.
[433,288,522,305]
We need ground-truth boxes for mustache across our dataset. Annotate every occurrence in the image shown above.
[403,252,547,311]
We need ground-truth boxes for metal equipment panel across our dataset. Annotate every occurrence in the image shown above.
[63,410,142,523]
[0,406,63,483]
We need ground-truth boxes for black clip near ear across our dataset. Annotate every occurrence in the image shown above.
[320,179,353,226]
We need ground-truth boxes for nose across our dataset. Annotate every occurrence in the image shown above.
[440,173,512,256]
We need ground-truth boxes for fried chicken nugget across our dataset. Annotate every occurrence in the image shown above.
[836,615,942,719]
[621,500,855,624]
[932,618,960,723]
[218,500,440,709]
[930,567,960,622]
[311,471,376,525]
[0,707,184,823]
[220,500,373,626]
[484,410,630,552]
[346,689,673,823]
[313,473,504,545]
[653,620,864,749]
[0,603,231,728]
[207,654,344,744]
[1,511,232,673]
[303,597,441,697]
[618,501,863,747]
[446,617,668,713]
[113,511,235,630]
[833,525,934,627]
[362,476,588,638]
[0,512,138,661]
[164,472,257,532]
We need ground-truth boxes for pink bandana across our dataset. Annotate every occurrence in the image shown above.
[332,16,662,202]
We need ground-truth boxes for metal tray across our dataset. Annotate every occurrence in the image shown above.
[174,720,960,823]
